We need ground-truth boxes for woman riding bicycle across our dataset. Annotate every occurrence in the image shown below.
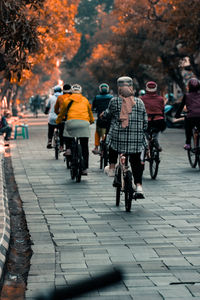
[140,81,166,152]
[102,76,148,196]
[175,77,200,150]
[56,84,94,175]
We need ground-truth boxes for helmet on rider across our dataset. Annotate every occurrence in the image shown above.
[117,76,133,87]
[145,81,157,93]
[188,78,200,92]
[99,83,109,94]
[54,85,62,93]
[71,84,82,94]
[139,89,145,96]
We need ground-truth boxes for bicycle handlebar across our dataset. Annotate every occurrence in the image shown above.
[35,267,123,300]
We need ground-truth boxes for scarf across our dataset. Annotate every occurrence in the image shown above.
[119,86,135,128]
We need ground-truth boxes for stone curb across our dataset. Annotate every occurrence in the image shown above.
[0,136,10,280]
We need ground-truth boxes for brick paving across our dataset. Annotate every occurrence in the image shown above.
[9,114,200,299]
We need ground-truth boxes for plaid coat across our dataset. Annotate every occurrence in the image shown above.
[104,96,148,154]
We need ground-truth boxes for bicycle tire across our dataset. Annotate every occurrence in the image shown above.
[124,170,133,212]
[54,131,60,160]
[99,141,104,169]
[76,144,82,183]
[188,134,198,168]
[55,144,59,160]
[115,167,121,206]
[66,156,71,169]
[103,143,108,168]
[149,145,159,179]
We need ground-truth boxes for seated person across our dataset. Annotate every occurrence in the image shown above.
[0,110,12,141]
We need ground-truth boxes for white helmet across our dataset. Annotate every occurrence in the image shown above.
[71,84,82,93]
[117,76,133,87]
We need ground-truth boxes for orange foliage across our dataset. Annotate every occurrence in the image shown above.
[14,0,81,99]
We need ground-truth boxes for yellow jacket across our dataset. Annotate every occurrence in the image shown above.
[56,93,94,124]
[54,93,71,115]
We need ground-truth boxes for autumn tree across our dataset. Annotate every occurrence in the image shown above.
[0,0,81,107]
[60,0,114,99]
[86,0,200,93]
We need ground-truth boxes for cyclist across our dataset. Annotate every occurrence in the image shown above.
[54,83,72,115]
[175,77,200,150]
[141,81,166,152]
[45,85,63,149]
[102,76,148,196]
[54,83,72,151]
[56,84,94,175]
[92,83,113,154]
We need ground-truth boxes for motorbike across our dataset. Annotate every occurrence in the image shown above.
[164,103,185,128]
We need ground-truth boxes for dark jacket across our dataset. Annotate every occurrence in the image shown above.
[0,116,8,128]
[92,93,113,118]
[141,92,165,121]
[175,92,200,119]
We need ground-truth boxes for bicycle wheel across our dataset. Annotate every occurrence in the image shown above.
[124,170,133,212]
[55,143,59,159]
[103,143,108,168]
[115,167,121,207]
[149,145,160,179]
[76,144,82,183]
[188,134,198,168]
[100,141,103,169]
[66,156,71,169]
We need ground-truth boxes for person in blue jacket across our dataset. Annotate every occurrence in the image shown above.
[92,83,113,154]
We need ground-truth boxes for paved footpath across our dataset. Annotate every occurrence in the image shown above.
[9,114,200,300]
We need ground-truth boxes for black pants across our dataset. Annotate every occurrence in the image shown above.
[48,123,64,146]
[0,126,12,140]
[185,117,200,144]
[109,146,144,185]
[67,137,89,169]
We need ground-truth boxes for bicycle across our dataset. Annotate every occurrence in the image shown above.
[187,126,200,168]
[52,127,60,160]
[70,137,84,182]
[99,136,108,169]
[144,128,161,180]
[113,154,144,212]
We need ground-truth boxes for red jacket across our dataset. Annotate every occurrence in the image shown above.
[141,92,165,121]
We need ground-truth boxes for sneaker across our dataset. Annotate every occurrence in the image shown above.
[104,166,115,177]
[135,185,145,199]
[184,144,191,150]
[81,169,88,176]
[92,148,100,155]
[47,143,52,149]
